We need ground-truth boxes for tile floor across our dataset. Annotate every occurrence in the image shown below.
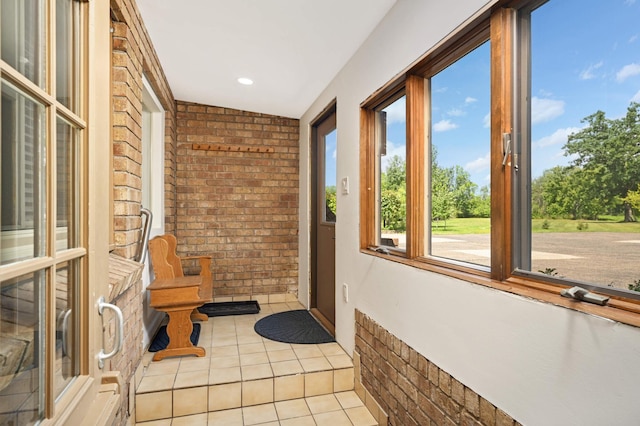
[134,301,378,425]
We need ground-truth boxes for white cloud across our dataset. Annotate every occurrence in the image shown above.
[465,97,477,104]
[383,97,406,125]
[616,63,640,82]
[579,61,603,80]
[624,0,636,5]
[531,97,565,124]
[630,34,639,43]
[447,108,465,117]
[533,126,582,148]
[433,119,458,132]
[464,153,491,173]
[631,89,640,103]
[381,140,406,171]
[483,112,491,128]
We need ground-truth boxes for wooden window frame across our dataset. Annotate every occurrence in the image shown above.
[359,1,640,327]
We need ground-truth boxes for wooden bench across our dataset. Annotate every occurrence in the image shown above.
[147,274,212,361]
[147,234,213,361]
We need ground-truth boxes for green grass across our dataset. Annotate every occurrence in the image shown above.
[425,216,640,235]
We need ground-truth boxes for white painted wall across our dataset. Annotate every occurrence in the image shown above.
[298,1,640,425]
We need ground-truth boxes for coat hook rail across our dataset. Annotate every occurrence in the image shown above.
[192,143,275,153]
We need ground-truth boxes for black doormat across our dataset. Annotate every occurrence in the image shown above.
[254,309,335,344]
[198,300,260,317]
[149,323,200,352]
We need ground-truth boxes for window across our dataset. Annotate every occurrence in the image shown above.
[1,0,87,422]
[513,0,640,298]
[361,0,640,320]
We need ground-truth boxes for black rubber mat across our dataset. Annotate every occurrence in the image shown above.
[198,300,260,317]
[254,309,335,344]
[149,323,200,352]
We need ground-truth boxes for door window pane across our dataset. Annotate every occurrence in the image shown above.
[1,0,46,88]
[54,260,79,399]
[1,80,47,265]
[378,95,406,249]
[0,270,46,424]
[429,41,491,268]
[324,129,337,223]
[56,0,79,111]
[520,0,640,291]
[56,117,80,251]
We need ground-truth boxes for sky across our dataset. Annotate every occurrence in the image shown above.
[376,0,640,192]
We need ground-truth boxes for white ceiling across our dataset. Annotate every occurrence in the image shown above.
[136,0,396,118]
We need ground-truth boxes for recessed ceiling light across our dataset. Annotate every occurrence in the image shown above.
[237,77,254,86]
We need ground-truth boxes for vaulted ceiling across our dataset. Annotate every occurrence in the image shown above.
[136,0,396,118]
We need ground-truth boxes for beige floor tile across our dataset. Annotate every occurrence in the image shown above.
[275,398,312,419]
[269,302,290,312]
[207,408,243,426]
[209,346,239,357]
[238,343,266,355]
[271,360,303,376]
[135,390,172,422]
[212,335,238,347]
[327,354,353,369]
[274,374,304,401]
[240,351,270,366]
[293,345,323,359]
[314,409,354,426]
[144,360,180,377]
[237,334,263,345]
[268,294,286,304]
[242,378,274,406]
[177,357,211,372]
[173,386,207,417]
[174,370,209,388]
[242,403,278,425]
[335,391,365,409]
[334,368,355,392]
[279,415,316,426]
[305,370,333,396]
[133,419,171,426]
[346,406,378,426]
[209,366,241,385]
[319,342,348,357]
[136,374,175,393]
[210,355,240,368]
[266,348,297,362]
[241,364,273,380]
[170,412,208,426]
[306,394,342,414]
[300,356,332,373]
[208,382,242,411]
[263,340,292,351]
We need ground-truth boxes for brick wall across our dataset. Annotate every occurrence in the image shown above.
[175,102,300,298]
[355,310,521,426]
[109,1,177,423]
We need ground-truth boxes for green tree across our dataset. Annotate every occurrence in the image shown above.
[564,102,640,222]
[380,155,406,231]
[451,165,477,218]
[471,185,491,218]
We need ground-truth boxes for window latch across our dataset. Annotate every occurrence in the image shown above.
[502,132,511,166]
[560,286,609,306]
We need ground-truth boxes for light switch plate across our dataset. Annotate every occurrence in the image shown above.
[341,177,349,195]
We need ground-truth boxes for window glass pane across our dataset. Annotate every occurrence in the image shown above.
[524,0,640,292]
[56,0,79,111]
[429,41,491,267]
[324,129,337,223]
[0,270,46,424]
[378,96,406,249]
[56,117,80,251]
[1,80,47,265]
[54,260,79,400]
[0,0,45,87]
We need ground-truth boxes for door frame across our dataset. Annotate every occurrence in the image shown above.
[310,101,337,333]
